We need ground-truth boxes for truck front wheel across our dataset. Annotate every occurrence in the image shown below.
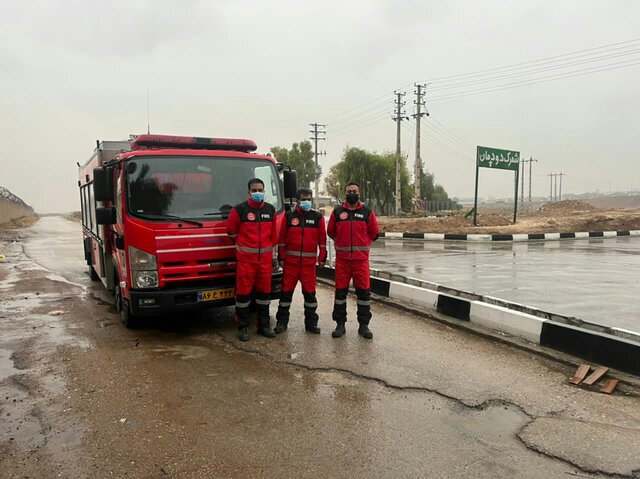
[115,283,138,329]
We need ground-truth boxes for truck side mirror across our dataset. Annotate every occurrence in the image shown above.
[283,169,297,199]
[94,167,113,202]
[96,207,116,225]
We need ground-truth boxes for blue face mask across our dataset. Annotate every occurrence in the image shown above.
[250,192,265,203]
[299,200,312,211]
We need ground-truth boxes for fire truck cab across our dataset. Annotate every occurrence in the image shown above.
[78,134,297,328]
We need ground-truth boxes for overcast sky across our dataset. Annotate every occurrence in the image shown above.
[1,0,639,212]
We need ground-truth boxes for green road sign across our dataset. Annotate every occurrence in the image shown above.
[477,146,520,171]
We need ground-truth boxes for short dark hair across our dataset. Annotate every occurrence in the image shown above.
[345,182,359,190]
[247,178,265,190]
[296,188,313,200]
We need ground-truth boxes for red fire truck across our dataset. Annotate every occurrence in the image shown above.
[79,134,296,328]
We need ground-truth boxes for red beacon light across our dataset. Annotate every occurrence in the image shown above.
[131,134,258,152]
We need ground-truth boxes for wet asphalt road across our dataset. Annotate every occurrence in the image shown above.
[1,216,640,478]
[369,237,640,332]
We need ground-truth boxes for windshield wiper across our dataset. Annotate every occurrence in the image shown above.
[135,212,203,227]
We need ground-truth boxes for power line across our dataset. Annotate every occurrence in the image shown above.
[426,47,640,93]
[328,110,390,136]
[428,58,640,103]
[420,37,640,83]
[321,38,640,129]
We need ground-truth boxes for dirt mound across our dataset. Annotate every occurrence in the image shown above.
[377,203,640,235]
[538,200,596,213]
[64,211,82,223]
[0,215,39,241]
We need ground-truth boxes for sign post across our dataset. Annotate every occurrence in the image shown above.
[473,146,521,226]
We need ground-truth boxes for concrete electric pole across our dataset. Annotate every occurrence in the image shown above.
[393,91,408,215]
[528,157,538,205]
[309,123,326,207]
[412,84,429,200]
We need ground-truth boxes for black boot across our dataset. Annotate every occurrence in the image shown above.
[235,294,252,341]
[305,320,321,334]
[238,327,250,341]
[303,291,320,334]
[332,322,346,338]
[275,291,292,334]
[358,323,373,339]
[256,292,275,338]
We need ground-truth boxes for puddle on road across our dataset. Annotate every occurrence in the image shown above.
[45,273,86,290]
[0,348,18,382]
[149,344,210,360]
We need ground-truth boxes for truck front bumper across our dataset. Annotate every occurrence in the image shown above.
[129,272,282,317]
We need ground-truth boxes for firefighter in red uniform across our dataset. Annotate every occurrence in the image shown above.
[227,178,277,341]
[327,182,379,339]
[275,188,327,334]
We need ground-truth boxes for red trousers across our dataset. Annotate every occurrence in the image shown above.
[281,262,317,293]
[334,259,370,290]
[236,260,272,296]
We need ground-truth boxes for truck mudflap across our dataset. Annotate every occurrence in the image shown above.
[129,271,283,317]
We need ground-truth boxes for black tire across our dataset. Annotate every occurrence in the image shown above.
[115,283,138,329]
[88,265,100,281]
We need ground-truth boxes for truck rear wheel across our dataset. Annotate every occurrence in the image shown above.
[115,283,138,329]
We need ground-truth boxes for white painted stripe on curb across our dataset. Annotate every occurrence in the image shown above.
[603,231,617,237]
[630,230,640,236]
[467,234,491,241]
[545,233,560,240]
[611,327,640,344]
[424,233,445,241]
[469,301,546,344]
[385,232,403,238]
[574,232,589,239]
[389,282,439,310]
[512,234,529,242]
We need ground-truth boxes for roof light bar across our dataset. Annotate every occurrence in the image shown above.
[131,134,258,152]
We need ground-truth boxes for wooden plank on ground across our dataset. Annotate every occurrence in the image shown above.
[583,366,609,386]
[569,364,591,385]
[600,379,619,394]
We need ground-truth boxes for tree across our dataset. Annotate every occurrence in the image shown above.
[322,147,413,215]
[270,141,316,189]
[417,169,449,201]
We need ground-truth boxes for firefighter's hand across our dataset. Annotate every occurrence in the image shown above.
[318,261,326,269]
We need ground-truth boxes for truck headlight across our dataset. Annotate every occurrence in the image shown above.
[129,246,158,288]
[129,246,157,269]
[132,270,159,289]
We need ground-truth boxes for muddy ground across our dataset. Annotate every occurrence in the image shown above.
[378,198,640,234]
[1,216,640,478]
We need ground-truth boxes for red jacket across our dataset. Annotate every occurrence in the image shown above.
[278,206,327,265]
[227,198,278,264]
[327,202,379,261]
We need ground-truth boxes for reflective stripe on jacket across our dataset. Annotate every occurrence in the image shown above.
[327,201,379,261]
[278,206,327,265]
[226,198,278,264]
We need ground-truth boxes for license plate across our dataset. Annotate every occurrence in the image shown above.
[197,287,235,302]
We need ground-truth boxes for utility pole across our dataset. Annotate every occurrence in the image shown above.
[548,174,553,202]
[558,173,565,201]
[520,158,526,210]
[554,173,559,201]
[309,123,326,207]
[412,84,429,200]
[393,91,408,214]
[528,157,538,205]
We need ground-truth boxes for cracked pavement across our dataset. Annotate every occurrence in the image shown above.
[1,216,639,478]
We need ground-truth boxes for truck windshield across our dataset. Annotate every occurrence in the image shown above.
[125,156,282,219]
